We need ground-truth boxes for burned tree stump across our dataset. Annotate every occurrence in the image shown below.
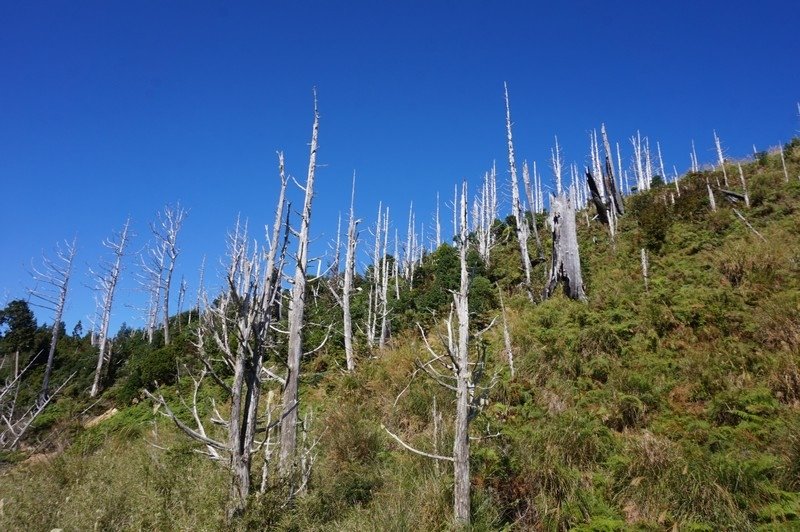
[544,193,587,301]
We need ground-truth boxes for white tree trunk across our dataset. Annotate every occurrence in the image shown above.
[90,218,131,398]
[343,174,359,371]
[503,84,534,297]
[280,96,319,479]
[154,204,186,346]
[29,238,77,400]
[707,177,717,212]
[714,130,729,187]
[738,163,750,208]
[452,180,471,526]
[780,145,789,182]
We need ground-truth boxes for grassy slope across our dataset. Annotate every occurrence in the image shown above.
[2,143,800,531]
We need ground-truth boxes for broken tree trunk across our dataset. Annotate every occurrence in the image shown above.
[707,177,717,212]
[544,193,587,301]
[601,124,625,215]
[585,168,609,225]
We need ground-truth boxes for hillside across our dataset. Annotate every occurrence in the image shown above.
[1,140,800,530]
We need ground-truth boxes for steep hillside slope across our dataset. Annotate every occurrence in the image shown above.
[2,142,799,530]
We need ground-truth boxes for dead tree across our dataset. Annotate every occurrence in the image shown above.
[522,161,544,261]
[383,181,493,526]
[475,165,499,264]
[279,95,320,479]
[380,210,391,348]
[177,276,187,332]
[89,218,131,398]
[497,286,515,378]
[138,237,166,344]
[366,202,384,349]
[552,135,564,194]
[544,194,587,301]
[1,363,75,449]
[632,131,648,191]
[737,164,750,208]
[503,84,534,298]
[146,149,288,518]
[780,144,790,182]
[714,130,729,187]
[329,174,360,371]
[601,124,625,215]
[152,204,187,345]
[707,177,717,212]
[641,248,649,292]
[28,238,77,400]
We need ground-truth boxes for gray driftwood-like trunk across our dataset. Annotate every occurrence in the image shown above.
[29,238,77,400]
[90,218,131,398]
[544,194,587,301]
[279,97,319,479]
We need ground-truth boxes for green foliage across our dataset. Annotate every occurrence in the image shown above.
[0,299,37,358]
[628,193,672,252]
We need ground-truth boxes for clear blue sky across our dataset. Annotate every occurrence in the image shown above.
[2,1,798,333]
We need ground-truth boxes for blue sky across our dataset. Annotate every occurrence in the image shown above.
[1,1,798,333]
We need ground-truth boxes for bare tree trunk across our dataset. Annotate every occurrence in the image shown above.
[280,95,319,479]
[379,208,390,349]
[585,168,610,225]
[602,124,625,215]
[177,276,187,332]
[707,177,717,212]
[632,131,646,191]
[90,218,131,398]
[714,130,729,187]
[153,204,186,346]
[780,144,789,182]
[452,180,471,526]
[544,194,587,301]
[382,181,495,526]
[522,161,544,260]
[552,136,564,194]
[343,175,359,371]
[641,248,649,292]
[139,239,166,344]
[738,163,750,208]
[29,238,77,400]
[498,285,514,378]
[503,83,534,297]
